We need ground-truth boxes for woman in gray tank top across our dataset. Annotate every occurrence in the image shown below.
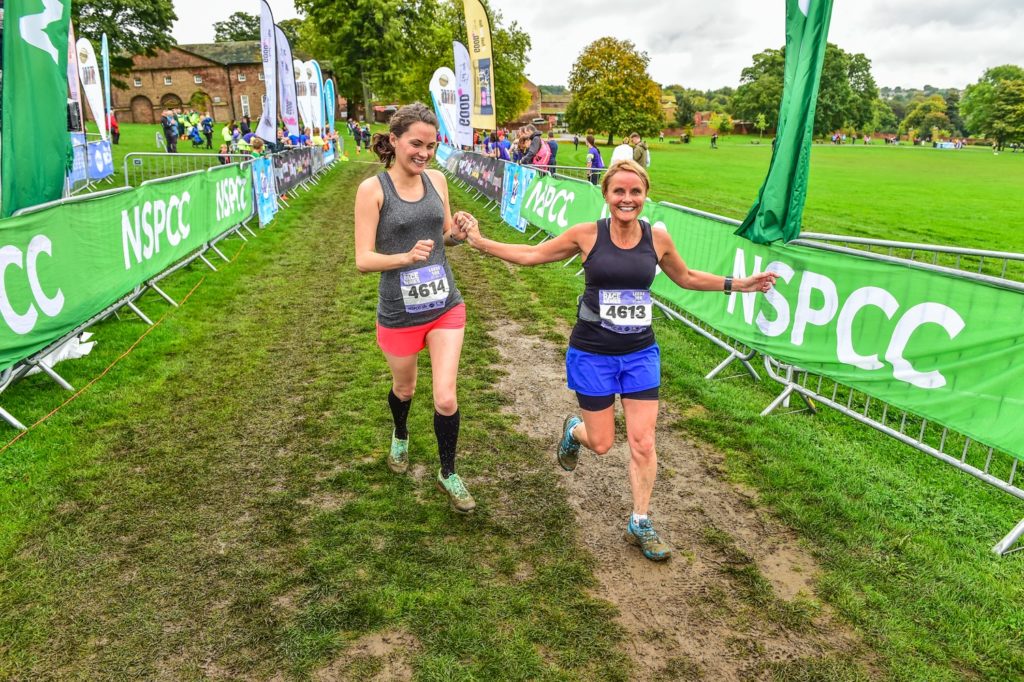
[354,103,476,514]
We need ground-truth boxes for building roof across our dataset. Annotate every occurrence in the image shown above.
[177,41,262,65]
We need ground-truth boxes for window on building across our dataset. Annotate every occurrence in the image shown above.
[194,75,203,84]
[238,73,247,82]
[164,76,172,85]
[240,95,250,117]
[213,96,222,104]
[134,78,142,87]
[258,73,265,81]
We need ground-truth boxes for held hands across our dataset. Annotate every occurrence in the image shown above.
[738,271,779,293]
[453,211,482,247]
[406,239,434,265]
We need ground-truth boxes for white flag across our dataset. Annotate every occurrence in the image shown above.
[275,25,300,137]
[294,59,312,132]
[255,0,278,142]
[428,67,459,146]
[76,38,107,140]
[452,41,474,147]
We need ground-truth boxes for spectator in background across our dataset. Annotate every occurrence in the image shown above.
[573,133,579,151]
[222,121,235,149]
[361,122,372,151]
[311,126,325,149]
[250,137,266,157]
[498,133,512,161]
[710,132,718,149]
[201,112,214,149]
[218,144,232,164]
[240,115,252,135]
[299,127,311,146]
[520,125,545,165]
[353,123,363,154]
[631,133,649,167]
[546,131,559,170]
[586,134,604,185]
[107,110,120,145]
[161,109,179,153]
[610,136,633,164]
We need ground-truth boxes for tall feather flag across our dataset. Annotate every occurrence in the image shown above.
[735,0,834,244]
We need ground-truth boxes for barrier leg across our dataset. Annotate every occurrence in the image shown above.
[761,383,817,417]
[149,282,178,307]
[200,254,218,272]
[993,518,1024,556]
[126,301,154,326]
[563,254,580,268]
[705,350,760,382]
[234,227,249,243]
[0,405,27,431]
[34,360,74,391]
[209,244,230,262]
[243,221,258,238]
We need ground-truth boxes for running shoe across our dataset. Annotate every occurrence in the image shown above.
[435,469,476,514]
[556,416,583,471]
[387,431,409,474]
[625,516,673,561]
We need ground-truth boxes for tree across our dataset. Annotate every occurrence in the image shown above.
[277,18,305,52]
[710,112,733,135]
[71,0,177,88]
[755,113,767,138]
[565,37,663,145]
[870,98,898,133]
[298,0,531,125]
[900,95,951,138]
[214,11,260,42]
[961,65,1024,149]
[944,90,965,136]
[731,43,878,136]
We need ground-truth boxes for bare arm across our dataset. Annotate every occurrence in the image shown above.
[353,176,433,273]
[425,169,467,245]
[458,212,591,266]
[654,230,777,292]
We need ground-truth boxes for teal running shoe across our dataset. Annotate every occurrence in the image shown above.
[625,516,672,561]
[435,469,476,514]
[387,431,409,474]
[556,416,583,471]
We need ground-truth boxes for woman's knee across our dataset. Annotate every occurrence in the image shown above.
[628,431,656,460]
[392,384,416,402]
[589,436,615,456]
[433,393,458,416]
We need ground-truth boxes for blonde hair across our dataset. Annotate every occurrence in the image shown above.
[601,159,650,195]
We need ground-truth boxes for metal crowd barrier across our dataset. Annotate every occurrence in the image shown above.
[438,152,1024,556]
[123,152,252,187]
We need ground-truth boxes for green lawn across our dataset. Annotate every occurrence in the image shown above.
[557,134,1024,252]
[1,127,1022,679]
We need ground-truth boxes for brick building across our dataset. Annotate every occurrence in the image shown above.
[111,41,341,126]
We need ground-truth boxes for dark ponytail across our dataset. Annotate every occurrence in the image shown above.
[373,102,439,168]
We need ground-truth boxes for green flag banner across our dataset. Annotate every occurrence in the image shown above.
[735,0,834,244]
[0,164,252,370]
[517,172,1024,461]
[2,0,73,217]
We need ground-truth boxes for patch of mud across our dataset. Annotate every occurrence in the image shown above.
[313,629,420,681]
[489,321,866,681]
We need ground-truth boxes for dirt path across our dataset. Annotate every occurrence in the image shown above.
[489,320,868,680]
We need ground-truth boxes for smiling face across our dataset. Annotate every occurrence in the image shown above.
[603,169,647,223]
[391,121,438,175]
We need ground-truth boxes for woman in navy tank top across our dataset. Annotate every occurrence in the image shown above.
[459,160,777,561]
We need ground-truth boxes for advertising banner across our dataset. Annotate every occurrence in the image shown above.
[68,133,89,185]
[0,164,253,371]
[428,67,459,146]
[500,163,536,232]
[311,61,326,133]
[461,0,496,130]
[452,41,474,146]
[304,61,321,132]
[515,170,1024,461]
[67,23,84,133]
[435,143,454,166]
[101,33,112,116]
[737,0,834,244]
[275,26,300,137]
[450,151,504,202]
[1,0,72,217]
[294,59,312,132]
[255,0,278,142]
[252,156,278,226]
[87,139,114,180]
[76,38,107,140]
[311,144,325,175]
[273,147,313,194]
[323,78,336,136]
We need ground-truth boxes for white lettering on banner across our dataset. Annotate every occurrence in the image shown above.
[0,236,64,335]
[728,248,763,323]
[458,94,471,126]
[836,287,899,370]
[522,182,574,228]
[216,176,250,221]
[755,260,796,337]
[885,303,965,389]
[726,248,967,390]
[121,192,193,270]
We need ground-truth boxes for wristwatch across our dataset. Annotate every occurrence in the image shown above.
[723,276,733,295]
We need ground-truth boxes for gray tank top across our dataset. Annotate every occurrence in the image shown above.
[375,171,463,328]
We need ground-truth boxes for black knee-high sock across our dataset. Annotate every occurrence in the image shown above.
[388,389,412,440]
[434,409,460,478]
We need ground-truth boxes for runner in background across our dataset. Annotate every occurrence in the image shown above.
[455,160,777,560]
[353,103,476,514]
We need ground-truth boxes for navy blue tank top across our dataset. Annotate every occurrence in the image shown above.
[570,218,658,355]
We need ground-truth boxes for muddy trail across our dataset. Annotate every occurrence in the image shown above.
[488,320,871,681]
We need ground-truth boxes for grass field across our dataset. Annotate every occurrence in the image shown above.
[1,125,1022,679]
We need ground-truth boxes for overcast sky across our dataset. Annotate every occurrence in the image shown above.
[173,0,1024,90]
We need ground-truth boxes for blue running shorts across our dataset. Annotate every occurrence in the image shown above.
[566,344,660,401]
